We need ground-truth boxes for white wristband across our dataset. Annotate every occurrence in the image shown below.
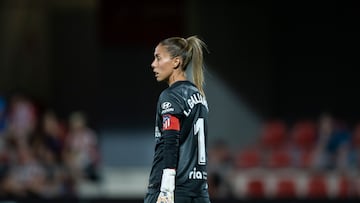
[160,168,176,192]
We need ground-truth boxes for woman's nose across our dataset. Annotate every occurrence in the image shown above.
[151,60,155,69]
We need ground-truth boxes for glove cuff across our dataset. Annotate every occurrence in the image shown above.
[160,168,176,192]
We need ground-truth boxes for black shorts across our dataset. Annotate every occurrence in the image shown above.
[144,191,211,203]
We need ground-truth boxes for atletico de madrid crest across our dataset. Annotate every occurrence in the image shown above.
[162,114,180,131]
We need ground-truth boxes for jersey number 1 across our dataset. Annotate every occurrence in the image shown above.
[194,118,206,165]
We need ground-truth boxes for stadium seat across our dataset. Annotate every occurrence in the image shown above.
[307,175,327,198]
[260,120,288,150]
[246,178,265,198]
[275,177,297,198]
[338,175,351,198]
[352,122,360,148]
[290,120,317,151]
[297,148,315,168]
[234,147,262,168]
[266,148,292,168]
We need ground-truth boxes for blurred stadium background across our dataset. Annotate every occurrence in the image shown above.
[0,0,359,202]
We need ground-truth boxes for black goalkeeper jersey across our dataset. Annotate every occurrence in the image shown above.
[147,80,209,197]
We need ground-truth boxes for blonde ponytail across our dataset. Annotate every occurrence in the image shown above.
[186,36,208,96]
[159,35,209,96]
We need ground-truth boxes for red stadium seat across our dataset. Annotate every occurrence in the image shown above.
[260,120,288,150]
[266,148,292,168]
[352,122,360,148]
[298,148,315,168]
[275,178,297,198]
[246,178,265,198]
[234,147,262,168]
[291,120,317,151]
[307,175,327,198]
[338,176,351,198]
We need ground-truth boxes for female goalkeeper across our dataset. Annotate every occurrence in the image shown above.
[144,36,211,203]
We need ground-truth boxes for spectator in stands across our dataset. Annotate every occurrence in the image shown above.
[63,111,100,184]
[30,110,75,197]
[40,110,66,163]
[208,139,233,170]
[2,145,47,198]
[0,96,7,136]
[207,139,234,199]
[0,96,8,192]
[313,113,351,171]
[348,122,360,170]
[33,138,74,197]
[5,93,38,148]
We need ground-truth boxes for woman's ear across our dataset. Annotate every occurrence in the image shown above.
[173,57,180,69]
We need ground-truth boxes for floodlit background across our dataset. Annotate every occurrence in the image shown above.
[0,0,360,202]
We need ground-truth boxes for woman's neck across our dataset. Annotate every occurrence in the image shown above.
[168,72,186,86]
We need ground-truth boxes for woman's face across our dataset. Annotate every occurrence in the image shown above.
[151,44,177,84]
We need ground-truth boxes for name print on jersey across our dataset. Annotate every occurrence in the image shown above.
[183,93,208,116]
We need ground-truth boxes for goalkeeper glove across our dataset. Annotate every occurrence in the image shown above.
[156,168,176,203]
